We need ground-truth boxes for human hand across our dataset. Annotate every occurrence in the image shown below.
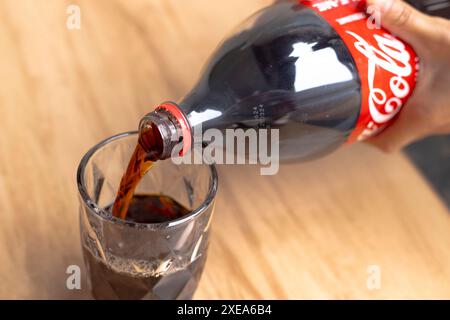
[366,0,450,151]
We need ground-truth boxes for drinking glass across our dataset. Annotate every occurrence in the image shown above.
[77,132,218,300]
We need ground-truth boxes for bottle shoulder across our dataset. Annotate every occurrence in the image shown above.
[204,2,359,91]
[183,2,360,111]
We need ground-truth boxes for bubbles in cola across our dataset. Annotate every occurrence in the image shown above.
[84,194,206,300]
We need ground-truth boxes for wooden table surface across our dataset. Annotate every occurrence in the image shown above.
[1,0,449,299]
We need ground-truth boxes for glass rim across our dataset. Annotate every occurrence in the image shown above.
[76,131,218,230]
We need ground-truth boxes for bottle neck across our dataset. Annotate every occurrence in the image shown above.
[139,102,191,160]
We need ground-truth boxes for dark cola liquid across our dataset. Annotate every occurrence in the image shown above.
[83,248,206,300]
[112,123,164,220]
[84,194,205,300]
[125,194,190,223]
[99,110,205,299]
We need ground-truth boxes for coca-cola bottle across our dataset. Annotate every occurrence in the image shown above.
[139,0,419,161]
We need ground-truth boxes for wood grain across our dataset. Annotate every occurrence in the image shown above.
[0,0,449,299]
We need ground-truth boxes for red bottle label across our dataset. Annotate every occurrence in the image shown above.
[301,0,419,142]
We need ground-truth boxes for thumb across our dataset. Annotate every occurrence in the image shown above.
[366,0,432,47]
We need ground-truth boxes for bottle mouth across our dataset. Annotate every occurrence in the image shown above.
[156,102,191,156]
[139,102,191,160]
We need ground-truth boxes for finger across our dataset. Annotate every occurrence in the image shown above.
[366,102,424,152]
[433,122,450,135]
[366,0,433,47]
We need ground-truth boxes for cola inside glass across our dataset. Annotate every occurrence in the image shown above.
[77,132,218,300]
[82,195,204,300]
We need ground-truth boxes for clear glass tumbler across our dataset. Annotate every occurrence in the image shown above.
[77,132,218,300]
